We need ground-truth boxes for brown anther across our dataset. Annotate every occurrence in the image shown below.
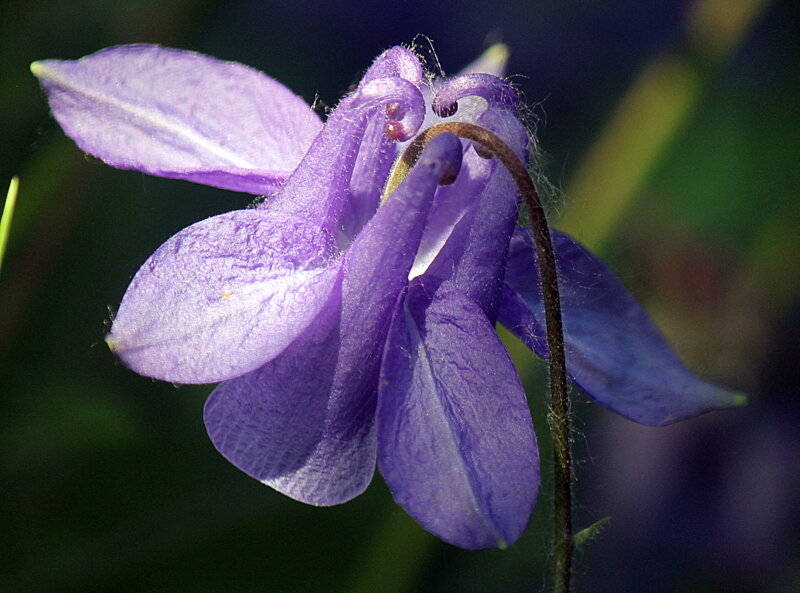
[384,121,405,141]
[385,102,403,118]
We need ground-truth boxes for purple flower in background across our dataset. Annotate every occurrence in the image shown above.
[33,44,742,549]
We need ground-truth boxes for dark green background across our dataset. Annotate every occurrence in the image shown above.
[2,1,798,591]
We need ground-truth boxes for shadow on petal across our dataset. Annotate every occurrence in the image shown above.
[378,287,539,550]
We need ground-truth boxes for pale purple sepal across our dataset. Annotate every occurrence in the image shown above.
[499,228,743,425]
[204,135,463,505]
[32,44,322,194]
[378,287,538,549]
[107,209,339,384]
[106,67,428,384]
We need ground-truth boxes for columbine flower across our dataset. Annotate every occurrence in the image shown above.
[33,44,742,550]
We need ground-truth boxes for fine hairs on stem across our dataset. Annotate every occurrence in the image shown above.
[386,121,574,592]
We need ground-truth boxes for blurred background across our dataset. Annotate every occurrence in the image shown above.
[1,0,798,591]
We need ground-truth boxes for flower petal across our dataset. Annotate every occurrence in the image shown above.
[432,74,519,118]
[108,209,339,384]
[203,280,346,488]
[409,147,494,279]
[32,44,322,194]
[346,46,426,239]
[411,108,528,295]
[499,227,744,425]
[378,287,539,549]
[204,135,463,504]
[417,166,518,320]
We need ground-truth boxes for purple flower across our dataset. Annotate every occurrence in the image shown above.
[33,44,742,549]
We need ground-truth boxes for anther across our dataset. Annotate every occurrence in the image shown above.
[384,121,405,141]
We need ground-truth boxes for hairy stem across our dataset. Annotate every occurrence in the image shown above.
[388,122,573,591]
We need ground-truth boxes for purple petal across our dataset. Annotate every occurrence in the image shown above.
[108,209,339,384]
[204,135,463,505]
[417,164,517,320]
[32,44,322,194]
[344,118,397,239]
[416,44,508,134]
[378,287,539,549]
[499,228,745,425]
[409,148,494,278]
[342,46,423,237]
[410,109,529,303]
[432,74,519,117]
[346,47,425,239]
[360,46,423,86]
[270,76,425,240]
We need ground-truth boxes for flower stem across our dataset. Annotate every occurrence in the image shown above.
[389,122,573,591]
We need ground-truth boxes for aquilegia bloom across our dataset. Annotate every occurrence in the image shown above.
[33,43,742,550]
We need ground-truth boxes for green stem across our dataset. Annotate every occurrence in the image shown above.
[0,177,20,278]
[388,122,573,591]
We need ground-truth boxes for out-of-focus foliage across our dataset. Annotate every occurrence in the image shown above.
[2,1,798,592]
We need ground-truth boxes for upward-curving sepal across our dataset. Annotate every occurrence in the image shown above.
[32,45,322,195]
[346,46,425,238]
[360,45,424,87]
[499,227,745,425]
[378,287,539,549]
